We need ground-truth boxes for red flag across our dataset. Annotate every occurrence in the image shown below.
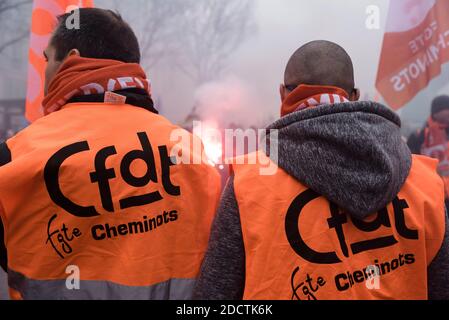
[25,0,94,123]
[376,0,449,110]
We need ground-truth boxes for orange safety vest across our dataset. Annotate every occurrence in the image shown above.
[0,103,221,300]
[233,151,446,300]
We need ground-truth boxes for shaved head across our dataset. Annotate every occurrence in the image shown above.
[284,40,355,96]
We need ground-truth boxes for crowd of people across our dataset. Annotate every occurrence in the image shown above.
[0,8,448,300]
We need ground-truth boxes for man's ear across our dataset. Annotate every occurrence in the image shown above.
[67,49,81,58]
[351,88,361,102]
[280,84,288,102]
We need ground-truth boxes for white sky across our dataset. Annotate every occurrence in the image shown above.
[149,0,449,128]
[2,0,449,129]
[142,0,391,125]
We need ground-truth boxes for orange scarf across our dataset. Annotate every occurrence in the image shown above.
[281,84,349,117]
[42,55,151,115]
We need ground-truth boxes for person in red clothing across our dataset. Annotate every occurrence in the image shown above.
[408,95,449,207]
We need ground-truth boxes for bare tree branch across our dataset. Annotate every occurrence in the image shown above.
[113,0,255,82]
[0,0,32,13]
[0,0,32,54]
[177,0,256,84]
[0,30,28,55]
[112,0,193,70]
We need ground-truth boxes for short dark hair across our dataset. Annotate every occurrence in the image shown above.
[50,8,141,63]
[285,40,355,96]
[431,95,449,116]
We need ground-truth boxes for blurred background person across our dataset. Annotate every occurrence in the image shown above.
[408,95,449,207]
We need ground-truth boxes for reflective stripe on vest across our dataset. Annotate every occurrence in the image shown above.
[233,151,446,300]
[8,268,195,300]
[0,103,221,300]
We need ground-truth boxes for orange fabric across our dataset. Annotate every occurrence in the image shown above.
[42,55,151,115]
[376,0,449,110]
[233,152,445,300]
[8,288,23,300]
[421,117,449,198]
[26,0,94,123]
[0,103,221,296]
[281,84,349,117]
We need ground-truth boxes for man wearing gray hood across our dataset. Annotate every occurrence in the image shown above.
[194,40,449,300]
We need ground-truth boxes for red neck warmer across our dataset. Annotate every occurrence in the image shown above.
[42,55,151,115]
[281,84,350,117]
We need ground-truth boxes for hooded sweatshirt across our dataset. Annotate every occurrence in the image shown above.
[193,100,449,300]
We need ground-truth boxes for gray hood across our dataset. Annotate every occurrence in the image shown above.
[267,101,412,220]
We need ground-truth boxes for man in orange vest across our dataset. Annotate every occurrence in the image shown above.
[408,95,449,207]
[194,40,449,300]
[0,8,221,299]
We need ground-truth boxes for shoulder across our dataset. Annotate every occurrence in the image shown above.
[408,155,444,192]
[0,142,11,167]
[411,155,441,176]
